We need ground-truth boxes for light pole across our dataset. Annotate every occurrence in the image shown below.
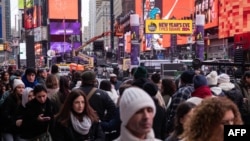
[167,7,195,59]
[110,0,114,58]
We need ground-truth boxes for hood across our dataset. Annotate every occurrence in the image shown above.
[218,83,235,91]
[210,86,223,96]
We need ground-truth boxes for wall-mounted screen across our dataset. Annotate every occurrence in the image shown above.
[48,0,78,20]
[50,22,81,35]
[219,0,250,38]
[50,42,81,53]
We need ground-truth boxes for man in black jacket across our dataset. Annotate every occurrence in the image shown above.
[78,70,116,122]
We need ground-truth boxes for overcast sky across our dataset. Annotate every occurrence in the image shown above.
[10,0,90,28]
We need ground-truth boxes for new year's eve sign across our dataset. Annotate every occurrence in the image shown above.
[145,20,193,34]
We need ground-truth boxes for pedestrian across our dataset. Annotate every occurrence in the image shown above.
[165,70,195,136]
[20,85,57,140]
[182,97,243,141]
[235,71,250,125]
[206,71,224,96]
[21,68,38,88]
[52,89,105,141]
[0,79,25,141]
[191,74,212,98]
[165,101,196,141]
[78,70,116,122]
[114,87,161,141]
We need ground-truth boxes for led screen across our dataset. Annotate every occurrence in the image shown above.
[219,0,250,38]
[0,6,2,38]
[24,5,41,29]
[136,0,164,50]
[50,22,81,35]
[48,0,78,20]
[161,0,195,47]
[50,42,81,53]
[19,0,24,9]
[195,0,218,29]
[136,0,195,49]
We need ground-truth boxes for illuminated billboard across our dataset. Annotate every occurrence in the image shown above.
[219,0,250,38]
[50,22,81,35]
[136,0,195,49]
[161,0,195,47]
[135,0,164,50]
[19,0,25,9]
[145,20,193,34]
[50,42,81,53]
[24,5,41,29]
[195,0,218,29]
[0,6,2,39]
[25,0,33,8]
[48,0,78,20]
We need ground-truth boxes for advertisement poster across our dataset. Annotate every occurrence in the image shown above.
[145,20,193,34]
[143,0,163,50]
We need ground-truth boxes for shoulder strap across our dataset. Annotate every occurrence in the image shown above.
[87,87,97,100]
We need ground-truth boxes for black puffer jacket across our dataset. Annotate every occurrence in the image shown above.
[52,120,105,141]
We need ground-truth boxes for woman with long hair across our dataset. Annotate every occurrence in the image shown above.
[182,97,243,141]
[165,101,196,141]
[1,71,11,91]
[0,79,25,141]
[161,78,177,109]
[58,76,71,105]
[52,89,105,141]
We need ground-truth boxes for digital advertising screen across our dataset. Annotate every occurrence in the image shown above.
[136,0,195,50]
[161,0,195,47]
[195,0,218,29]
[219,0,250,38]
[48,0,78,20]
[136,0,164,51]
[0,6,2,39]
[50,42,81,53]
[50,22,81,35]
[24,5,41,29]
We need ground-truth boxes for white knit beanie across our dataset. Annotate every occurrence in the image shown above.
[13,79,25,90]
[119,87,156,126]
[218,73,230,83]
[206,71,218,85]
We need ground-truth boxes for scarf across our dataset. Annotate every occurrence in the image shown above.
[70,112,92,135]
[47,88,59,99]
[114,125,161,141]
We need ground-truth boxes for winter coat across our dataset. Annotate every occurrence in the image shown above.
[101,107,121,141]
[52,120,105,141]
[20,98,57,139]
[153,99,168,140]
[0,93,21,133]
[21,75,38,88]
[191,86,212,98]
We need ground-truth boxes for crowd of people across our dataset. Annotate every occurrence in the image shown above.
[0,64,249,141]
